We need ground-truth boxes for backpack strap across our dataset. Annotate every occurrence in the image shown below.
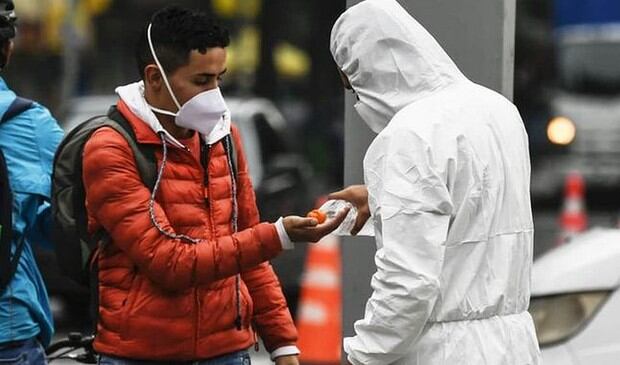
[0,149,14,294]
[73,108,157,332]
[0,97,34,125]
[51,105,159,292]
[72,109,158,253]
[82,107,158,237]
[106,106,157,191]
[0,97,34,294]
[0,235,25,295]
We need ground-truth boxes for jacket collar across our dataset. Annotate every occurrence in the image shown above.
[116,99,172,146]
[116,81,187,148]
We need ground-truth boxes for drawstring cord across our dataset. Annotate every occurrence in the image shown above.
[149,132,201,243]
[224,136,242,331]
[148,132,242,330]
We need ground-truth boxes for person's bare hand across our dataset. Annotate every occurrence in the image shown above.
[328,185,369,235]
[283,207,350,243]
[274,355,299,365]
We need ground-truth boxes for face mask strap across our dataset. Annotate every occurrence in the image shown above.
[147,23,182,112]
[149,105,178,118]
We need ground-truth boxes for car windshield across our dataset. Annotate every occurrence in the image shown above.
[558,41,620,95]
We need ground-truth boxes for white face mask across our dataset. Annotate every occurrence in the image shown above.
[147,23,228,137]
[354,99,390,134]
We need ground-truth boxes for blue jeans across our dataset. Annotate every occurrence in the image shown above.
[98,350,251,365]
[0,337,46,365]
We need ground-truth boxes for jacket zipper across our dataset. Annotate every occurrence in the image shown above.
[195,142,244,358]
[253,323,260,351]
[160,139,206,356]
[224,136,243,331]
[194,142,210,357]
[201,144,218,355]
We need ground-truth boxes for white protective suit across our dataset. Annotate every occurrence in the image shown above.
[331,1,541,364]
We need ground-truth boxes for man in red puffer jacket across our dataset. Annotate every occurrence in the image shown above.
[82,6,346,365]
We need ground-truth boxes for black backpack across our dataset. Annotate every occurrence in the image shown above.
[51,106,157,286]
[0,97,35,294]
[51,106,238,287]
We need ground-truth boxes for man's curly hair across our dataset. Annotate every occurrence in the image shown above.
[136,5,230,79]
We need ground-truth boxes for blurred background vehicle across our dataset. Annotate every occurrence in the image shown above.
[528,0,620,205]
[62,95,117,131]
[529,229,620,364]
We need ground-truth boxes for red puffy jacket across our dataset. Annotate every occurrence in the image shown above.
[82,101,297,360]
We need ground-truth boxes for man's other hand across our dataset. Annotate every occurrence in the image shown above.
[283,207,349,243]
[328,185,369,235]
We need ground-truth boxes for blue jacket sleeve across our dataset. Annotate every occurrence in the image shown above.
[30,105,62,249]
[0,103,63,197]
[3,103,63,250]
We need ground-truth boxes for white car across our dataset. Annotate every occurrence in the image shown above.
[529,228,620,364]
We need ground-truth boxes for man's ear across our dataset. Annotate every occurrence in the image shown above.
[144,64,163,92]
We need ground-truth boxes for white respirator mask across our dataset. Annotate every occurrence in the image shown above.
[354,99,391,134]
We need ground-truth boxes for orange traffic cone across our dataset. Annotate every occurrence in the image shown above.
[557,171,587,246]
[296,233,342,365]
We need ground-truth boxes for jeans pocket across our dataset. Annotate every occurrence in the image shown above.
[241,353,251,365]
[229,352,251,365]
[205,351,251,365]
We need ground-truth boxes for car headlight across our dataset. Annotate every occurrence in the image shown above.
[529,291,610,347]
[547,116,576,146]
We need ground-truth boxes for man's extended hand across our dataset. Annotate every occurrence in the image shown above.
[274,355,300,365]
[328,185,369,235]
[283,207,349,243]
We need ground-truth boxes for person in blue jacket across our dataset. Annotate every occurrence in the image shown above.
[0,1,64,364]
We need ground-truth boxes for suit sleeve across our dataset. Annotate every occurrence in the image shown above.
[344,130,453,365]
